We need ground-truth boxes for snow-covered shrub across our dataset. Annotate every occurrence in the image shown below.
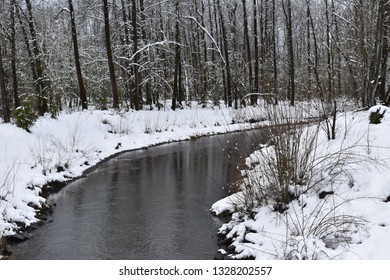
[369,106,387,124]
[100,111,136,135]
[143,112,175,133]
[236,105,322,212]
[213,105,378,260]
[29,118,92,176]
[231,104,268,124]
[14,106,36,132]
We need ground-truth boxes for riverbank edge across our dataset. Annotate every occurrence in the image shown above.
[0,121,269,259]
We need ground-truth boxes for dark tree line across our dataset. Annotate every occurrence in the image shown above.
[0,0,389,123]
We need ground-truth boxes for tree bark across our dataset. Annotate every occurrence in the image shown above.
[68,0,88,110]
[103,0,120,109]
[0,45,11,123]
[131,0,140,110]
[242,0,253,95]
[272,0,278,100]
[10,0,20,109]
[379,0,390,103]
[283,0,295,106]
[217,0,232,107]
[252,0,259,105]
[172,0,181,110]
[25,0,50,115]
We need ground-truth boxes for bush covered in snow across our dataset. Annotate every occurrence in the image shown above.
[212,105,386,260]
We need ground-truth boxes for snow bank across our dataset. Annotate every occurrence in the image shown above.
[0,104,260,237]
[211,106,390,260]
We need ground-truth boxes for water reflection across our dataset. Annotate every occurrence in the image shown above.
[11,129,267,259]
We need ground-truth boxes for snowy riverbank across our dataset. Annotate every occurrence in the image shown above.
[211,105,390,260]
[2,100,386,260]
[0,104,266,241]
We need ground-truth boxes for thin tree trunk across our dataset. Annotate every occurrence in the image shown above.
[120,0,132,108]
[10,0,20,109]
[201,0,209,104]
[131,0,140,110]
[272,0,278,100]
[0,45,11,123]
[217,0,232,107]
[331,0,342,98]
[172,0,181,110]
[16,4,38,95]
[283,0,295,106]
[379,0,390,103]
[252,0,259,105]
[25,0,49,115]
[242,0,253,94]
[325,0,333,102]
[103,0,120,109]
[68,0,88,110]
[306,0,312,99]
[368,0,386,106]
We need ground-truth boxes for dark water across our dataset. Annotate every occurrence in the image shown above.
[11,130,267,260]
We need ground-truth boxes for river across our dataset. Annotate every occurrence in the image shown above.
[10,129,268,259]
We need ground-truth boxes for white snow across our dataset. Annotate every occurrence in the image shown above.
[1,100,390,260]
[0,102,262,239]
[211,104,390,260]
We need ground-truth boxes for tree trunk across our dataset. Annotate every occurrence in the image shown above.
[16,4,39,100]
[242,0,253,95]
[252,0,260,105]
[283,0,295,106]
[10,0,20,109]
[368,0,386,106]
[272,0,278,100]
[217,0,232,107]
[0,45,11,123]
[68,0,88,110]
[131,0,140,110]
[379,0,390,103]
[25,0,50,115]
[306,0,312,99]
[325,0,333,102]
[172,0,181,110]
[120,0,132,109]
[103,0,120,109]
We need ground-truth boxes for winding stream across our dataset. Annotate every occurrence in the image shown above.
[11,129,268,259]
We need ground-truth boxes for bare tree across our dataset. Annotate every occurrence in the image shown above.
[252,0,260,105]
[131,0,140,111]
[283,0,295,106]
[172,0,182,110]
[10,0,19,109]
[68,0,88,110]
[0,45,10,123]
[25,0,52,115]
[242,0,253,96]
[103,0,120,109]
[217,0,232,107]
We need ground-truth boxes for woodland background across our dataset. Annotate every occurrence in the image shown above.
[0,0,389,122]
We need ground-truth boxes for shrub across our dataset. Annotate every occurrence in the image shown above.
[14,106,36,132]
[369,107,386,124]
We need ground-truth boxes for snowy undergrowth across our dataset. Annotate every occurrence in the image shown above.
[0,103,266,237]
[211,105,390,260]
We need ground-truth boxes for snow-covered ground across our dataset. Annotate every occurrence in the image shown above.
[2,100,388,260]
[0,103,267,240]
[211,104,390,260]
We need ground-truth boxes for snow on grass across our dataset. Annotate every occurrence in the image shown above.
[211,104,390,260]
[0,103,266,237]
[3,100,389,260]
